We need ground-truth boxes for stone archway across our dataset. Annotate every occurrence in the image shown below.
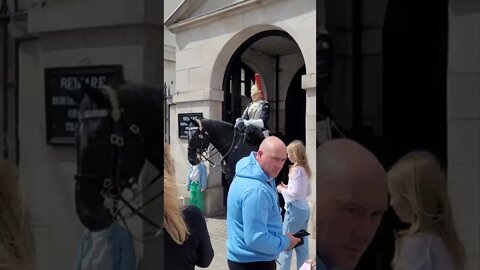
[210,26,309,215]
[209,24,315,95]
[220,30,303,130]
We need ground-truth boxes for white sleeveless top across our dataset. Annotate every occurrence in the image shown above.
[281,166,311,210]
[395,233,456,270]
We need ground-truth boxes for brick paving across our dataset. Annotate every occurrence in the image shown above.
[197,216,316,270]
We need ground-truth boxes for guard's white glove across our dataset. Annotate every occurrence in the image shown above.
[235,118,244,127]
[244,119,264,129]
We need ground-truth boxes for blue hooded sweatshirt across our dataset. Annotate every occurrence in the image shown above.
[226,152,290,262]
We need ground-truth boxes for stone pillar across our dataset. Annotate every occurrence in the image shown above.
[170,95,226,217]
[23,0,164,269]
[447,1,480,269]
[303,73,316,237]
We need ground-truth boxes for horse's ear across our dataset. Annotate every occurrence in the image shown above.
[195,119,203,131]
[190,118,199,127]
[65,81,102,106]
[82,83,110,107]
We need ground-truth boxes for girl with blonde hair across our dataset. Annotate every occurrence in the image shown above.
[163,143,188,245]
[163,144,214,269]
[0,160,34,270]
[388,151,466,270]
[277,140,312,270]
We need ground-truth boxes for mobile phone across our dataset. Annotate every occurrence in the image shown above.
[288,230,310,250]
[293,229,310,238]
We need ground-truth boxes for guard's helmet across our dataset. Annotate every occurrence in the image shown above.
[251,73,263,97]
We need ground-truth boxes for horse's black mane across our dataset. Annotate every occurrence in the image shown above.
[202,119,265,146]
[201,119,233,130]
[115,83,164,136]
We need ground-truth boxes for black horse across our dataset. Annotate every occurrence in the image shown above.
[187,118,291,214]
[72,83,163,233]
[187,119,260,185]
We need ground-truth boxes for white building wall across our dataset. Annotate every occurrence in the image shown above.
[0,7,18,163]
[189,0,239,18]
[19,1,164,269]
[28,0,161,32]
[164,0,182,144]
[18,34,149,270]
[164,0,182,58]
[19,39,82,270]
[16,0,29,10]
[168,0,316,224]
[447,0,480,268]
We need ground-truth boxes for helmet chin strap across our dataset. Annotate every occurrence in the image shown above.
[251,93,263,101]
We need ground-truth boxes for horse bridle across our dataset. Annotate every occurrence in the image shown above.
[187,120,244,170]
[187,123,216,165]
[74,85,163,231]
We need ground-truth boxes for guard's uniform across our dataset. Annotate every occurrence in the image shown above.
[236,73,271,137]
[241,99,270,130]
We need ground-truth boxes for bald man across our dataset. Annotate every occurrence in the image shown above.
[316,139,388,270]
[226,136,300,270]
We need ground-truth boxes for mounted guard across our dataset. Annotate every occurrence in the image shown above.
[235,73,270,141]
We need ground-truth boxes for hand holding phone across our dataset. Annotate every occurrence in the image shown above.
[293,229,310,238]
[288,230,310,250]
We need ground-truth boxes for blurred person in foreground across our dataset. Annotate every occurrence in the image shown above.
[388,151,466,270]
[0,160,34,270]
[316,139,388,270]
[164,143,214,269]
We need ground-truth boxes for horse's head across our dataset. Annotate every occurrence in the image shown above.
[187,119,211,165]
[73,84,151,231]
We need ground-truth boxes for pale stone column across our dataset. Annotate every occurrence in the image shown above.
[170,92,226,217]
[447,1,480,269]
[302,73,316,237]
[204,99,227,216]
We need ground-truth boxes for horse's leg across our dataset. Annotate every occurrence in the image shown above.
[276,162,291,221]
[221,174,227,208]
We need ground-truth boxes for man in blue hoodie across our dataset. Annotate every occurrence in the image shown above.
[226,136,301,270]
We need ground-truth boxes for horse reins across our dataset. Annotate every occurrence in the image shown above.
[103,86,163,231]
[189,120,244,173]
[75,86,163,234]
